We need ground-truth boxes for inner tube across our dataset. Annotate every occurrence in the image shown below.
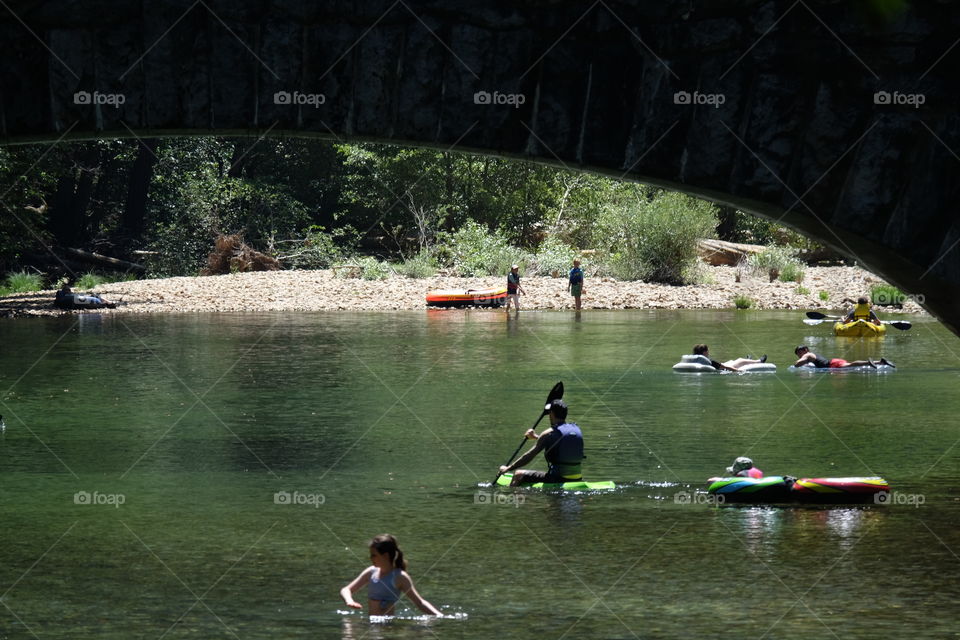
[706,476,889,503]
[788,363,894,373]
[672,354,776,373]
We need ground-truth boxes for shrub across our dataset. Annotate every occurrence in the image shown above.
[530,236,582,276]
[4,270,43,293]
[445,220,531,277]
[733,295,753,309]
[871,283,905,306]
[818,290,830,302]
[748,246,804,282]
[395,249,438,278]
[595,191,717,284]
[354,256,393,280]
[279,225,358,270]
[778,261,805,283]
[796,286,810,295]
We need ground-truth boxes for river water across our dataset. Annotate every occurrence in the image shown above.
[1,309,958,639]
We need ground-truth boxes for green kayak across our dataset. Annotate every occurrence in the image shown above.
[496,473,615,490]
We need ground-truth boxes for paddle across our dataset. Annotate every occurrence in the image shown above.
[493,381,563,486]
[804,311,911,330]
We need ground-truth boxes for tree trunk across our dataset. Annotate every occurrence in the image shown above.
[716,205,738,241]
[121,139,160,237]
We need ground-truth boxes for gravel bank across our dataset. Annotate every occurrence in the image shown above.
[0,265,925,317]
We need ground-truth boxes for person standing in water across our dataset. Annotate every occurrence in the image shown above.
[340,534,441,616]
[504,264,526,313]
[568,259,584,310]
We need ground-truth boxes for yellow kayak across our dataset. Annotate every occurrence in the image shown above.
[833,319,887,337]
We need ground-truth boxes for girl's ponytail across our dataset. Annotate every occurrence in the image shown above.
[369,534,408,570]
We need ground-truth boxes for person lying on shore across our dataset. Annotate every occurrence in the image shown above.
[689,344,767,372]
[54,284,117,310]
[793,345,894,368]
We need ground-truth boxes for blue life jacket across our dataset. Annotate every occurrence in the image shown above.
[569,267,583,285]
[542,422,584,479]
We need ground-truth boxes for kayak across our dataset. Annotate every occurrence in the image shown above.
[834,319,886,337]
[789,363,894,373]
[672,354,776,373]
[425,287,507,308]
[707,475,889,503]
[496,473,615,490]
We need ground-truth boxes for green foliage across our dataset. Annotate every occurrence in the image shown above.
[530,236,582,276]
[819,290,830,302]
[445,220,531,277]
[733,295,753,309]
[871,283,905,306]
[748,246,805,282]
[778,261,805,283]
[395,250,438,278]
[355,256,393,280]
[4,270,43,293]
[279,225,358,270]
[595,190,717,284]
[795,286,811,295]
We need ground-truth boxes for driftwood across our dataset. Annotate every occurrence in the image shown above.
[201,234,281,275]
[697,239,765,266]
[64,247,146,272]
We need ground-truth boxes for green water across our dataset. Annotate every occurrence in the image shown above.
[1,309,958,639]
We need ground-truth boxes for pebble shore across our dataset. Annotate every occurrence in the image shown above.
[0,265,925,317]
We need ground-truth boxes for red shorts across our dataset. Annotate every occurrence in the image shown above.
[829,358,849,368]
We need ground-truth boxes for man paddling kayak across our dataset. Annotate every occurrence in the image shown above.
[499,399,584,486]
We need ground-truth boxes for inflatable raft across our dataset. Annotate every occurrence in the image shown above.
[496,473,615,490]
[789,363,894,373]
[425,287,507,308]
[706,476,889,503]
[834,319,886,337]
[54,291,116,310]
[672,354,776,373]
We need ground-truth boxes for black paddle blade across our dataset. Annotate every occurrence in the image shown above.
[544,381,564,411]
[890,321,912,330]
[806,311,828,320]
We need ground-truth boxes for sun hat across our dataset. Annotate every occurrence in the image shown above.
[511,264,519,269]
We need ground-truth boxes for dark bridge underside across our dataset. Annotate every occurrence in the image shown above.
[3,0,960,333]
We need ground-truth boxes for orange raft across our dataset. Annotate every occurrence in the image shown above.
[425,287,508,308]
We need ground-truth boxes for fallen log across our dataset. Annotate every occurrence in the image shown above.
[697,239,765,266]
[64,248,146,272]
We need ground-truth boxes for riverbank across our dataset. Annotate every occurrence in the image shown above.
[0,265,926,317]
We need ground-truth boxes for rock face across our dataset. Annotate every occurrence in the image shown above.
[1,1,959,331]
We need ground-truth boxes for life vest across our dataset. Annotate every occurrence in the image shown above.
[542,422,584,479]
[507,272,520,294]
[853,302,872,320]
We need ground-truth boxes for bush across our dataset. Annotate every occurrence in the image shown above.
[354,256,393,280]
[595,191,717,284]
[445,220,531,277]
[871,283,905,306]
[819,290,830,302]
[530,236,582,276]
[395,249,438,278]
[4,270,43,293]
[796,286,810,295]
[748,246,804,281]
[279,225,358,270]
[733,295,753,309]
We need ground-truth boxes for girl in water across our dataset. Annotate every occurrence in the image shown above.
[340,534,441,616]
